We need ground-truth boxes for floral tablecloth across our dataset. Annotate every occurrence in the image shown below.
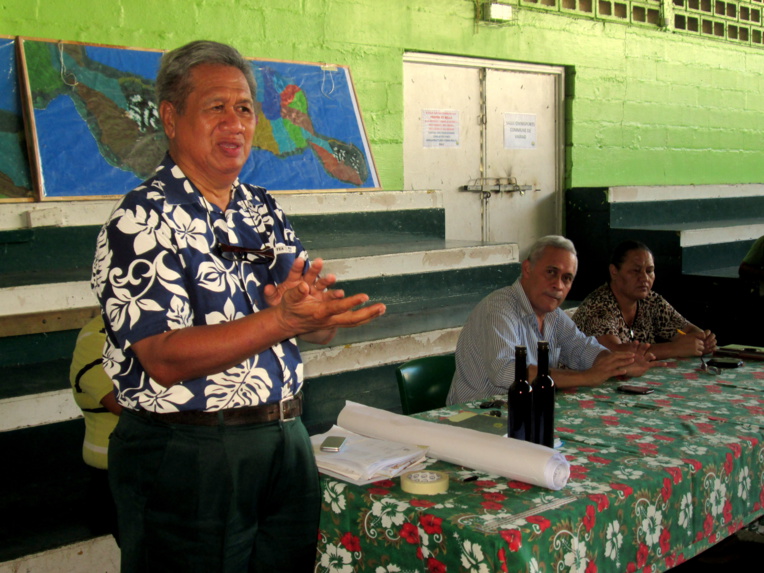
[316,358,764,572]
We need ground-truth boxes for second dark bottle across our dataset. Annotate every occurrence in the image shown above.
[531,340,556,448]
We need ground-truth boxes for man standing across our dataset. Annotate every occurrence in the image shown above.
[92,40,385,572]
[447,235,658,405]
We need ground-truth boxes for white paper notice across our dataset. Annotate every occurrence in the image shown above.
[422,109,460,148]
[504,113,536,149]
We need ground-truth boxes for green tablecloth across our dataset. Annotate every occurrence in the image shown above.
[316,358,764,572]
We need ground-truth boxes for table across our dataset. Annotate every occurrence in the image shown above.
[315,358,764,572]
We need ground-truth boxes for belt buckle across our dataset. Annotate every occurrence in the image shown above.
[279,395,296,422]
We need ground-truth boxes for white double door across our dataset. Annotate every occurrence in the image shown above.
[403,53,565,259]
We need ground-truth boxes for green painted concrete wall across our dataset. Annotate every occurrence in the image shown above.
[2,0,763,189]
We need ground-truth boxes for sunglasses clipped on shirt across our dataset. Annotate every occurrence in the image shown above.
[218,242,275,264]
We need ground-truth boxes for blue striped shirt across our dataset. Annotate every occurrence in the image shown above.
[446,280,607,404]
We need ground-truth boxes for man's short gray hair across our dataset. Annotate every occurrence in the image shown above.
[527,235,577,265]
[156,40,257,114]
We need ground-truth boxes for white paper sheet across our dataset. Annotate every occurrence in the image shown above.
[337,401,570,490]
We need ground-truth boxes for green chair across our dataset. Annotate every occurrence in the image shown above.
[395,354,456,415]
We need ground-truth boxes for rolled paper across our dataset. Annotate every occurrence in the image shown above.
[337,401,570,490]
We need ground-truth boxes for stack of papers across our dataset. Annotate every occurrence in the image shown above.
[311,426,428,485]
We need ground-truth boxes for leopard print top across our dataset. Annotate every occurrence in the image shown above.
[573,283,686,344]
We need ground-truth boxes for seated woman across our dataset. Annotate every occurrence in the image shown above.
[573,240,716,359]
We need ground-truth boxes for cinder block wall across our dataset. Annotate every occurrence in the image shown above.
[2,0,764,191]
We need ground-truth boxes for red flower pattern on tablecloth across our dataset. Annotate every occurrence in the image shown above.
[661,478,672,503]
[474,480,497,488]
[481,501,504,510]
[659,528,671,554]
[682,458,702,472]
[420,513,443,535]
[341,531,361,552]
[588,493,610,512]
[368,486,392,495]
[665,466,683,484]
[498,547,509,572]
[723,500,733,523]
[483,492,507,503]
[508,481,533,491]
[526,515,551,532]
[400,522,419,544]
[570,465,589,480]
[410,499,436,508]
[695,422,716,433]
[611,483,634,497]
[636,542,649,568]
[727,442,742,458]
[427,557,446,573]
[724,453,734,475]
[500,529,522,551]
[583,505,596,532]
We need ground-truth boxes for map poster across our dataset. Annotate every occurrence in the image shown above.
[0,36,33,202]
[18,37,380,201]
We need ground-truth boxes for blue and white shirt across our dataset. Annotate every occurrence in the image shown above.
[92,154,307,413]
[446,279,607,405]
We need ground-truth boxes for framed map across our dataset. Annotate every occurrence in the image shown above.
[17,37,380,200]
[0,36,33,202]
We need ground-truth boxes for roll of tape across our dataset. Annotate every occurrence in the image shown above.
[401,470,449,495]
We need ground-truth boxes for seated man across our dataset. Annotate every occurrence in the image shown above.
[447,235,660,405]
[573,239,716,359]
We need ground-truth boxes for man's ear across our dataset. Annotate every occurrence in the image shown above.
[159,101,176,139]
[521,259,531,278]
[608,264,617,281]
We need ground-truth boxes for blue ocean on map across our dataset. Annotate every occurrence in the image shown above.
[36,95,143,197]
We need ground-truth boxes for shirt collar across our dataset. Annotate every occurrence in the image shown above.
[151,153,243,207]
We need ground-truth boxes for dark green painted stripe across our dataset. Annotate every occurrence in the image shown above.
[0,330,78,369]
[682,241,755,274]
[611,197,764,228]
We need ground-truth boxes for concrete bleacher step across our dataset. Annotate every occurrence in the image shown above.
[566,185,764,298]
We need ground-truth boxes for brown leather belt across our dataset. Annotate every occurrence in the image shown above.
[133,393,303,426]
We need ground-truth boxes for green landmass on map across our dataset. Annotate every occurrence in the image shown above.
[24,41,166,179]
[0,108,32,199]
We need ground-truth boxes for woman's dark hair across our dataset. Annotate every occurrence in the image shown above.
[609,240,653,270]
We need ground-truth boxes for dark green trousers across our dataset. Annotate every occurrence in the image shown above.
[109,410,320,573]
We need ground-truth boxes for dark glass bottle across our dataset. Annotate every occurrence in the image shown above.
[508,345,533,441]
[531,341,556,448]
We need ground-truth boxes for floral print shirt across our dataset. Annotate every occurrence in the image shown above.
[92,154,307,413]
